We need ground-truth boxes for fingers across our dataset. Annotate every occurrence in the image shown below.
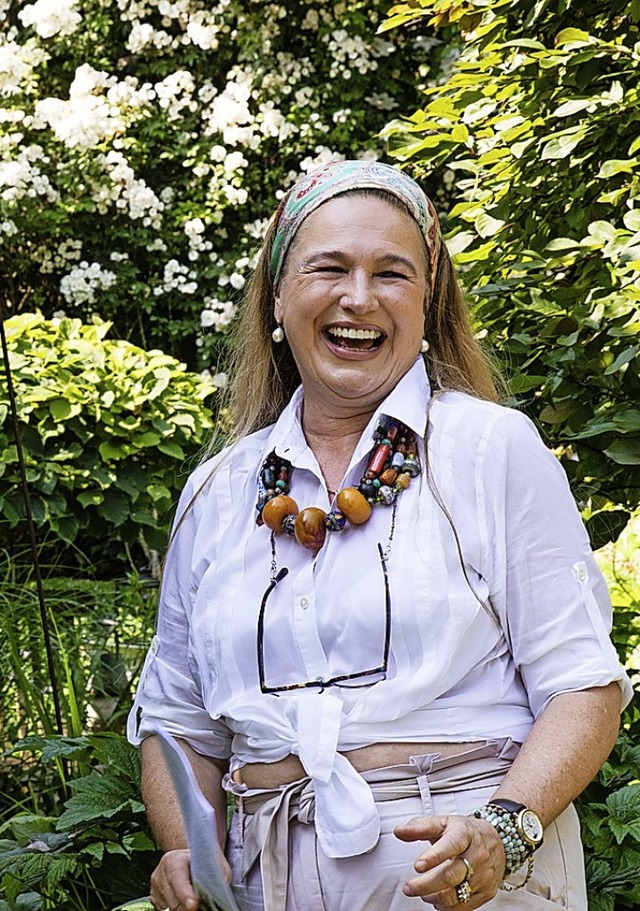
[396,814,507,909]
[150,849,200,911]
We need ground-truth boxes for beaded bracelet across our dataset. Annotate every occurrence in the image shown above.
[472,804,534,891]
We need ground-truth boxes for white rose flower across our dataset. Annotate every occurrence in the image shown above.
[19,0,82,39]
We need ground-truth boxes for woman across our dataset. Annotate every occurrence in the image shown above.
[128,160,632,911]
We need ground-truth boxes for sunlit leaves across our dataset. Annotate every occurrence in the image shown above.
[0,313,216,558]
[383,0,640,539]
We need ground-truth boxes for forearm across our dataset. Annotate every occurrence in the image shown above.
[492,681,622,826]
[141,734,229,851]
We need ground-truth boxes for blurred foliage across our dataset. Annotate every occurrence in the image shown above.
[0,734,160,911]
[0,313,215,571]
[382,0,640,545]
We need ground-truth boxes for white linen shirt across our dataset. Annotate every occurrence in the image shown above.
[128,358,632,859]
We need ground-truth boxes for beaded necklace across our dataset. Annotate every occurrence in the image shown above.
[255,419,420,554]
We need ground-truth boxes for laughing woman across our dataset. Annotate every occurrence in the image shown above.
[129,160,632,911]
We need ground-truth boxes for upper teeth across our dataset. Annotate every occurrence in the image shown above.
[328,327,381,340]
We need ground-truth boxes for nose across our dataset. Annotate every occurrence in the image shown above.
[339,270,378,314]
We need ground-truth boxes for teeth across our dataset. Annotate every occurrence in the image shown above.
[327,327,382,340]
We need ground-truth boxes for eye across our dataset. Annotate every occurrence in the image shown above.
[378,270,408,280]
[315,265,345,274]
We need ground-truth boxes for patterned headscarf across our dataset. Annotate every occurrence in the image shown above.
[269,159,441,289]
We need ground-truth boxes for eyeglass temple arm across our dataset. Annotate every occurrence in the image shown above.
[257,567,289,684]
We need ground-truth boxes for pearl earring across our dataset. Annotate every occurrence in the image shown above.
[420,338,430,353]
[272,325,285,343]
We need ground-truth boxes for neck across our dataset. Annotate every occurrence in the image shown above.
[301,402,377,493]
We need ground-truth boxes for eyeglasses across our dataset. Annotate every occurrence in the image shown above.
[257,543,391,694]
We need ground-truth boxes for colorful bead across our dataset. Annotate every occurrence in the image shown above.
[395,472,411,490]
[294,507,327,551]
[366,443,391,478]
[337,487,372,525]
[255,418,421,552]
[324,511,347,532]
[402,457,420,477]
[378,485,396,506]
[281,514,296,536]
[263,468,275,488]
[379,468,397,486]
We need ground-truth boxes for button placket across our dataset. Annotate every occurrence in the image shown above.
[291,560,329,680]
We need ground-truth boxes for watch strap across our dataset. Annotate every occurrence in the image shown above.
[472,803,534,876]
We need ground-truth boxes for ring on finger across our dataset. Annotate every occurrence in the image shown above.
[455,880,472,903]
[460,856,474,881]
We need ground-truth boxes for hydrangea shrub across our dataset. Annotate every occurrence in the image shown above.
[0,312,216,567]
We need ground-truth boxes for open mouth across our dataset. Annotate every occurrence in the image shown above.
[324,325,385,351]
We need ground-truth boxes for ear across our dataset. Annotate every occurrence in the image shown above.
[274,296,283,324]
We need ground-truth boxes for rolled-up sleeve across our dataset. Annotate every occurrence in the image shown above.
[481,409,633,717]
[127,461,233,760]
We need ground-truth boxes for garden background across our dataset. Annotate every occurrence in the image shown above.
[1,1,639,909]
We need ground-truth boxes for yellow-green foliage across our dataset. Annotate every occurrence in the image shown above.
[0,313,215,559]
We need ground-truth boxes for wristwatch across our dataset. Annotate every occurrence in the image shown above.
[489,799,544,852]
[472,799,544,879]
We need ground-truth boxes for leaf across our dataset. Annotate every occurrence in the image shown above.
[540,127,588,160]
[586,510,631,549]
[555,27,593,45]
[623,210,640,232]
[57,775,145,830]
[157,441,185,459]
[605,784,640,844]
[474,212,506,238]
[538,401,575,424]
[598,159,638,178]
[445,231,477,256]
[551,98,591,118]
[604,441,640,465]
[509,375,547,394]
[603,345,639,375]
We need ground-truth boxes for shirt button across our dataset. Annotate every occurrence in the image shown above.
[300,597,309,609]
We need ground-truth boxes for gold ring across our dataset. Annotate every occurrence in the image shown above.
[461,856,474,881]
[455,880,472,903]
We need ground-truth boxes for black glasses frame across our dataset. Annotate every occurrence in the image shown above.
[257,543,391,694]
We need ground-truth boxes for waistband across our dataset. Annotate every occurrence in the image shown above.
[224,738,519,911]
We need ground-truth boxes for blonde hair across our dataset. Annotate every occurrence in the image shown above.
[224,188,502,441]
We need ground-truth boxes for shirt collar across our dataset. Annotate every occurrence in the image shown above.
[261,357,431,474]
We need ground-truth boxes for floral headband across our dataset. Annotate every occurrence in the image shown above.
[269,159,441,289]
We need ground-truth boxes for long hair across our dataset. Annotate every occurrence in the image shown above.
[223,188,502,442]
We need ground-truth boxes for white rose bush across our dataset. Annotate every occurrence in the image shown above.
[1,0,442,373]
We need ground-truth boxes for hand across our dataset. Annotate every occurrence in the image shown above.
[150,849,200,911]
[394,814,506,909]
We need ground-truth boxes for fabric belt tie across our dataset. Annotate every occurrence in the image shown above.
[227,738,519,911]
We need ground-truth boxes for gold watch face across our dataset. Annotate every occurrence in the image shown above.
[520,809,544,846]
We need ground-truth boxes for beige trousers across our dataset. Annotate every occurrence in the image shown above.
[225,739,587,911]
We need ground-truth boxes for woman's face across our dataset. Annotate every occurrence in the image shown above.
[274,193,428,418]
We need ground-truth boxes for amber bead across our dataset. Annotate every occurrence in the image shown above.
[262,495,299,532]
[395,472,411,490]
[294,507,327,551]
[379,468,397,486]
[336,487,372,525]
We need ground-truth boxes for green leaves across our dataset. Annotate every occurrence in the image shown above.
[0,734,159,910]
[0,313,216,565]
[383,0,640,539]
